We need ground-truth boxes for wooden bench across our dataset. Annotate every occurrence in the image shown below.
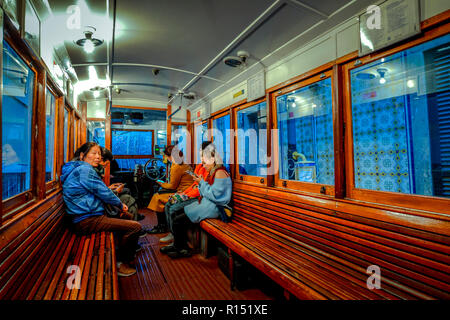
[0,193,119,300]
[200,184,450,300]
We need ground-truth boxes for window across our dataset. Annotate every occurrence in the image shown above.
[212,114,231,172]
[45,89,56,183]
[171,123,188,158]
[346,33,450,210]
[236,101,267,178]
[112,130,154,156]
[2,41,35,201]
[74,116,79,152]
[63,107,69,162]
[275,77,334,188]
[195,121,209,164]
[86,120,105,147]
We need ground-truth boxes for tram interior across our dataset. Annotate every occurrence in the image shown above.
[0,0,449,301]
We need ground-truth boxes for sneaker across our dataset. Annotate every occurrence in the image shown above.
[159,233,174,243]
[167,249,192,259]
[160,244,177,254]
[117,262,136,277]
[147,224,168,234]
[138,229,147,238]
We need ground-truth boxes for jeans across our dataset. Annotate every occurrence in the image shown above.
[164,198,197,233]
[74,215,142,263]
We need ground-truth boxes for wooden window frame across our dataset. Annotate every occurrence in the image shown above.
[63,105,71,163]
[233,97,269,186]
[1,38,39,219]
[111,128,155,160]
[342,22,450,215]
[271,69,336,196]
[193,119,209,165]
[211,110,233,177]
[44,85,59,194]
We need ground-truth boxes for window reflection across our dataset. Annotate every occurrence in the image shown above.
[237,102,267,177]
[86,120,105,147]
[351,34,450,198]
[213,115,231,172]
[2,41,35,200]
[45,89,56,182]
[276,78,334,185]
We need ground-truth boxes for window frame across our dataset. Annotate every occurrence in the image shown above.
[111,128,155,160]
[342,24,450,214]
[193,119,209,165]
[63,105,72,163]
[44,85,59,193]
[271,69,336,196]
[211,110,233,176]
[233,97,269,186]
[1,37,39,218]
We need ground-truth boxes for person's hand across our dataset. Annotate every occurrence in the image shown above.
[122,203,128,212]
[109,183,121,190]
[116,184,124,194]
[192,174,202,183]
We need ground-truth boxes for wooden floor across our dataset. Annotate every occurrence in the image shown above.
[119,209,273,300]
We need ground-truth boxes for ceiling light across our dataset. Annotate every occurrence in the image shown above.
[93,91,100,98]
[75,26,104,54]
[377,68,388,85]
[407,80,415,88]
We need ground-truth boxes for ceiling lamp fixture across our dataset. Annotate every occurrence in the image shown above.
[377,68,388,85]
[76,27,104,54]
[223,50,250,68]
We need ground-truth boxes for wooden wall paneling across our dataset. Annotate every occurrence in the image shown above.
[56,97,64,184]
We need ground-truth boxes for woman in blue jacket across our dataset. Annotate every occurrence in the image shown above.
[161,142,232,259]
[61,142,142,277]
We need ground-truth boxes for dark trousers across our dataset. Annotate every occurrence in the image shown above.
[74,215,142,263]
[171,209,194,250]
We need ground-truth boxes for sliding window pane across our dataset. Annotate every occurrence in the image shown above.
[276,78,334,185]
[45,90,56,182]
[350,34,450,198]
[2,41,35,200]
[195,123,208,164]
[171,124,187,157]
[213,114,231,172]
[112,130,153,156]
[237,102,267,177]
[86,121,105,147]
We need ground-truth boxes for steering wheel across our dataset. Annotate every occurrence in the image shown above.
[144,158,166,181]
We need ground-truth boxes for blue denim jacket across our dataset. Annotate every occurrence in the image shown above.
[61,161,123,224]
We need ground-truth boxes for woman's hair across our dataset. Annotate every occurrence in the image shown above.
[73,142,100,161]
[164,145,185,164]
[201,142,223,165]
[101,147,114,162]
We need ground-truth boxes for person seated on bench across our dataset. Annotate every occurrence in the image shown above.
[61,142,143,277]
[98,147,143,222]
[160,142,232,259]
[146,145,194,234]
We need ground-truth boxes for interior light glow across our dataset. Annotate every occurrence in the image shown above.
[93,90,100,98]
[407,80,415,88]
[379,77,386,85]
[84,39,95,53]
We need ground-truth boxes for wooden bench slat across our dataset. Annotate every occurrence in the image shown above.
[86,234,101,300]
[76,233,96,300]
[95,232,106,300]
[10,227,67,300]
[110,233,120,300]
[61,235,88,300]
